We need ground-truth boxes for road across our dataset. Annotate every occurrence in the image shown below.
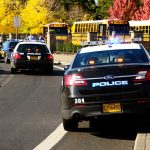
[0,61,136,150]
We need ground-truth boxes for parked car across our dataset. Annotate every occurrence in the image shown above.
[60,43,150,131]
[0,40,20,63]
[10,41,53,73]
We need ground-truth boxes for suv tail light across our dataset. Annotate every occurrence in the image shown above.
[13,53,21,60]
[64,74,87,86]
[47,54,53,60]
[133,69,150,82]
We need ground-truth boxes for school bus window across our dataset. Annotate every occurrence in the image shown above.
[83,24,85,32]
[81,24,83,32]
[78,24,81,33]
[82,24,85,32]
[85,24,87,32]
[95,23,98,32]
[146,26,148,33]
[89,24,92,32]
[89,24,91,32]
[143,26,145,32]
[93,24,95,31]
[92,24,94,32]
[93,24,95,32]
[135,26,138,31]
[87,23,89,32]
[75,24,77,33]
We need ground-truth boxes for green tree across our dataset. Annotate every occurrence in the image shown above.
[95,0,113,19]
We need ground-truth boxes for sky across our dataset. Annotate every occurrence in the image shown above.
[94,0,98,5]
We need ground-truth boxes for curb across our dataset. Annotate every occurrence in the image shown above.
[134,133,146,150]
[54,61,70,66]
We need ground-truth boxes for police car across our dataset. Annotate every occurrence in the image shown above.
[60,43,150,131]
[10,41,53,73]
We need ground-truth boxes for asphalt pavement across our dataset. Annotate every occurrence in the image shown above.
[53,52,150,150]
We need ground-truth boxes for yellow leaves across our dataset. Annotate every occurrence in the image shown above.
[20,0,50,34]
[0,0,22,34]
[0,0,52,34]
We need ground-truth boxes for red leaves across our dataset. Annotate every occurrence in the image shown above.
[134,0,150,20]
[109,0,150,21]
[108,0,137,21]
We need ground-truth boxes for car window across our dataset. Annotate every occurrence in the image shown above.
[17,44,49,53]
[2,41,19,50]
[9,42,19,49]
[72,49,149,68]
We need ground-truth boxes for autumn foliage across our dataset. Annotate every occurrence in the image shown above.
[133,0,150,20]
[109,0,150,21]
[108,0,137,21]
[0,0,150,35]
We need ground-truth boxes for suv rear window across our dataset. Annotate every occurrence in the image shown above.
[17,44,49,53]
[72,49,149,68]
[9,42,19,48]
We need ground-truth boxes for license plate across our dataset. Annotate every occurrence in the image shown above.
[30,56,38,60]
[102,103,121,113]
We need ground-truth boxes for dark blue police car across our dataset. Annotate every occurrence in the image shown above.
[61,43,150,131]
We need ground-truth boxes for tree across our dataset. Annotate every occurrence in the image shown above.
[95,0,113,19]
[134,0,150,20]
[0,0,23,34]
[109,0,138,21]
[20,0,51,34]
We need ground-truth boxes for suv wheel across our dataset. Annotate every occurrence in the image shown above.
[63,118,78,131]
[11,67,17,74]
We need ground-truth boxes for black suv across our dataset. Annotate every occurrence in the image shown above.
[10,41,53,73]
[61,43,150,131]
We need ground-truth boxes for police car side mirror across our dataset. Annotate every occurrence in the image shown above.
[64,65,70,71]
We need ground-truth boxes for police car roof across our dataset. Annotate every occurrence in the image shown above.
[79,43,141,54]
[18,41,46,45]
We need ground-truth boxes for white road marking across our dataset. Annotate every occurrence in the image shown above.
[0,75,14,87]
[54,65,64,71]
[34,65,67,150]
[33,123,67,150]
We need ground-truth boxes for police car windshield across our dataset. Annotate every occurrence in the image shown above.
[17,44,49,53]
[72,49,149,68]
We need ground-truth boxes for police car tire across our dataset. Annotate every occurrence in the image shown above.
[63,118,78,131]
[11,67,17,74]
[48,67,53,74]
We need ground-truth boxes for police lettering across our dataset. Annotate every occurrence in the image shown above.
[92,81,128,87]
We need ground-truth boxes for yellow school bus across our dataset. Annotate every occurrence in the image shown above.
[129,20,150,49]
[71,20,108,45]
[43,22,69,41]
[71,19,130,45]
